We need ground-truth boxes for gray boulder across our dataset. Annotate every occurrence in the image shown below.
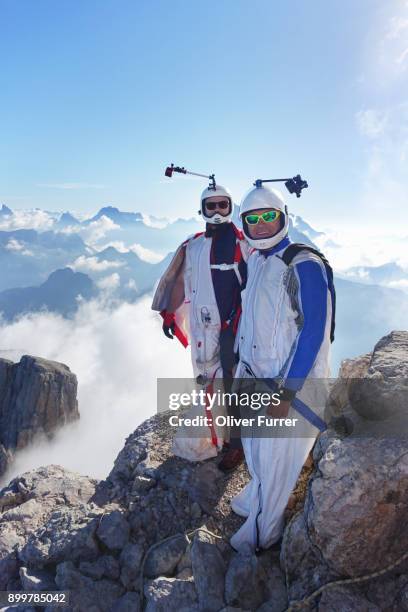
[119,542,144,588]
[317,585,381,611]
[96,510,130,552]
[19,566,56,591]
[144,576,198,612]
[0,355,79,477]
[2,333,408,612]
[79,555,120,581]
[55,561,124,611]
[282,332,408,608]
[191,528,226,611]
[225,552,284,611]
[349,331,408,421]
[112,591,141,612]
[0,465,97,589]
[144,534,188,578]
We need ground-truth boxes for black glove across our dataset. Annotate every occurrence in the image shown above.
[162,312,176,339]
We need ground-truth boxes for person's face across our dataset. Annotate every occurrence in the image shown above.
[244,208,282,240]
[204,196,231,218]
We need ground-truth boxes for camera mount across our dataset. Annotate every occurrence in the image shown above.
[254,175,308,198]
[165,164,216,190]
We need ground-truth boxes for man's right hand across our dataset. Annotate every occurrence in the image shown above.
[162,312,176,339]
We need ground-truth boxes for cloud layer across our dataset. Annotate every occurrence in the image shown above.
[0,295,191,485]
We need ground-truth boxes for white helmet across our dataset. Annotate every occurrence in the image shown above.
[239,184,289,250]
[200,184,233,224]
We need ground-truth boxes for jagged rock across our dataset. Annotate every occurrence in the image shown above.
[279,511,334,603]
[144,534,188,578]
[96,510,130,552]
[191,529,226,611]
[1,332,407,612]
[366,573,408,610]
[19,505,101,567]
[225,553,283,610]
[255,565,287,612]
[326,353,371,418]
[0,465,97,588]
[119,543,144,588]
[283,333,408,607]
[0,530,20,590]
[19,566,56,591]
[144,576,198,611]
[112,591,141,612]
[130,474,156,493]
[55,561,124,611]
[188,462,224,514]
[190,501,202,519]
[0,355,79,477]
[317,585,381,611]
[308,434,408,578]
[348,331,408,421]
[0,444,12,476]
[283,431,408,601]
[176,544,192,574]
[79,555,120,581]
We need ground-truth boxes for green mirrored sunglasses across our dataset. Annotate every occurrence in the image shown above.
[245,210,281,225]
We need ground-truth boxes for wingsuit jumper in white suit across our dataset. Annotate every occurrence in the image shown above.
[152,223,249,461]
[230,233,332,553]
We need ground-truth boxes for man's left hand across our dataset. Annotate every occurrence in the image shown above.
[266,399,291,418]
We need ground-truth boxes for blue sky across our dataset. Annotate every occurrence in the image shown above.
[1,0,407,230]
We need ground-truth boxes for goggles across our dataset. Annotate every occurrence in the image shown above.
[204,199,230,211]
[245,210,281,225]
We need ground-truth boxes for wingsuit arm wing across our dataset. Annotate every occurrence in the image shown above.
[151,243,186,313]
[151,241,190,348]
[167,260,185,312]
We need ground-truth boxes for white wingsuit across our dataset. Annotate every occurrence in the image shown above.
[152,185,248,461]
[230,185,333,553]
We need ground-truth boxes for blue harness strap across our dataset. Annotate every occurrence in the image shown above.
[293,397,327,432]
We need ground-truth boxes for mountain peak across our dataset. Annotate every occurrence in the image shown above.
[0,204,13,217]
[90,206,143,225]
[58,212,80,226]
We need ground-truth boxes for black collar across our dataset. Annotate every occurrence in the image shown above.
[205,222,232,237]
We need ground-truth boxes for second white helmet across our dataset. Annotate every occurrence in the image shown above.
[200,184,233,224]
[239,184,289,249]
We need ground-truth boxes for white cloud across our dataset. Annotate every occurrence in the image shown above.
[0,210,55,231]
[4,239,34,256]
[96,273,121,291]
[356,109,388,139]
[315,228,408,271]
[61,215,119,245]
[70,255,125,273]
[386,15,408,40]
[126,279,138,290]
[128,243,164,263]
[388,278,408,291]
[0,296,191,484]
[141,213,169,229]
[354,102,408,225]
[377,5,408,77]
[94,240,165,263]
[97,241,129,253]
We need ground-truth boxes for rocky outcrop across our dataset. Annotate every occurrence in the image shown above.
[283,330,408,610]
[0,355,79,477]
[0,332,407,611]
[0,412,283,611]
